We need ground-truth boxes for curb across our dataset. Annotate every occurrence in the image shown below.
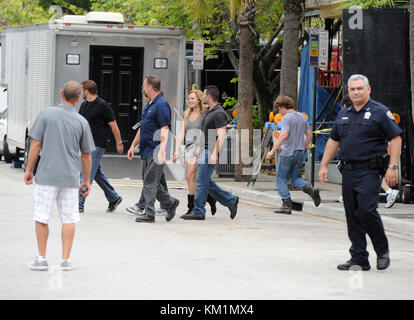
[219,183,414,236]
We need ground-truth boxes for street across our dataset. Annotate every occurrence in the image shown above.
[1,160,414,300]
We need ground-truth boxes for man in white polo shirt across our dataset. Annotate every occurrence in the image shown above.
[24,81,95,271]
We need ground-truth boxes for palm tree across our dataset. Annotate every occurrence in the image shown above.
[231,1,256,181]
[185,0,259,181]
[280,0,304,105]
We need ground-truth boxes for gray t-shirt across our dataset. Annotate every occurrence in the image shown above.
[29,103,95,188]
[185,113,204,147]
[280,112,309,156]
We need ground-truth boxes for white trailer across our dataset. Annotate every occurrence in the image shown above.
[1,12,186,163]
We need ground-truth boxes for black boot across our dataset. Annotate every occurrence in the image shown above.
[180,194,194,218]
[274,199,292,214]
[207,193,217,215]
[303,184,321,207]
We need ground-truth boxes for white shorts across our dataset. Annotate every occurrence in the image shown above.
[33,184,80,224]
[185,144,198,164]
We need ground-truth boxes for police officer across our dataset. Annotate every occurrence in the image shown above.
[318,74,402,271]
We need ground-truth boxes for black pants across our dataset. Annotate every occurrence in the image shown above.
[342,168,389,264]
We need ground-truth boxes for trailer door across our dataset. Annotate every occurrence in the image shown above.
[90,45,144,153]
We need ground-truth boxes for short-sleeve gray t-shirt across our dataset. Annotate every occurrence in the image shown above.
[280,112,309,156]
[28,104,95,188]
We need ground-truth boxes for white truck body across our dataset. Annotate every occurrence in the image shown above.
[1,13,186,154]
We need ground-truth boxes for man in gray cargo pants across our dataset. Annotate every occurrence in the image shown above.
[132,75,179,223]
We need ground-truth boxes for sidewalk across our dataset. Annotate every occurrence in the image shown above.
[214,172,414,236]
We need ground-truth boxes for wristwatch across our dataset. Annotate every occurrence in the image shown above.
[388,164,399,170]
[116,141,123,146]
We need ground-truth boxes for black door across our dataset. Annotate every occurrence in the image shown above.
[90,45,144,153]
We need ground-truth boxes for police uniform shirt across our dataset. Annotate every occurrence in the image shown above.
[330,99,403,162]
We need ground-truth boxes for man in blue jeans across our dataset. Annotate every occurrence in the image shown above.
[181,85,239,221]
[78,80,124,213]
[266,95,321,214]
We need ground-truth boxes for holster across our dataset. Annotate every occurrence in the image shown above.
[339,154,389,173]
[371,153,390,175]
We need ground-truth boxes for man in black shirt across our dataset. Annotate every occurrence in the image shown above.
[78,80,124,213]
[181,85,239,220]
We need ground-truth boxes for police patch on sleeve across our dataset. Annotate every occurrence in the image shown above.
[386,111,395,121]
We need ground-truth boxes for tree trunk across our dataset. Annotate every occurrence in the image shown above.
[280,0,302,104]
[411,0,414,121]
[234,5,255,182]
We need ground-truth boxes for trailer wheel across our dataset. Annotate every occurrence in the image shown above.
[3,137,14,163]
[401,186,411,204]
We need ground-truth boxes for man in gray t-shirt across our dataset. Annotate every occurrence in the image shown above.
[24,81,95,272]
[266,96,321,214]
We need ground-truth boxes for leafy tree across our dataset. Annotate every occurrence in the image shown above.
[187,0,269,181]
[38,0,92,14]
[0,0,50,27]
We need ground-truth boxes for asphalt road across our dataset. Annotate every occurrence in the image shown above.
[1,160,414,300]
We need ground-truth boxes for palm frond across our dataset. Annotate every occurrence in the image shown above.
[182,0,209,22]
[342,0,408,8]
[229,0,259,21]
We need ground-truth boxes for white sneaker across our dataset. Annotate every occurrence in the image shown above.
[155,207,168,216]
[60,260,73,271]
[384,189,399,208]
[126,204,144,215]
[30,257,48,271]
[338,196,343,204]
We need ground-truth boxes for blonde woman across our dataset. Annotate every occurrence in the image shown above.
[173,89,217,217]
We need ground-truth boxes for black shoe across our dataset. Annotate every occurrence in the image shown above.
[107,196,123,212]
[182,194,195,216]
[207,194,217,216]
[79,208,84,213]
[337,259,371,271]
[274,199,292,214]
[180,213,205,220]
[303,185,321,207]
[166,198,179,222]
[135,214,155,223]
[229,196,239,219]
[377,251,390,270]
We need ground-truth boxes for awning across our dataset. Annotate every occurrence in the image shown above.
[305,0,347,18]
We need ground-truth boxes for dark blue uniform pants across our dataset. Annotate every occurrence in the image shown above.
[342,168,389,265]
